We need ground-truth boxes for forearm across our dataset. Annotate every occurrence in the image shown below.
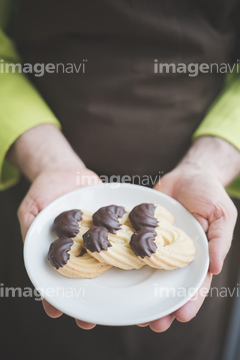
[7,124,85,182]
[176,136,240,187]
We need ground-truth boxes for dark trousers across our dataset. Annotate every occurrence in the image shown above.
[0,178,239,360]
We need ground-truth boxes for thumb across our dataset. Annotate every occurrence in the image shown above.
[17,197,40,242]
[207,208,237,275]
[153,174,175,197]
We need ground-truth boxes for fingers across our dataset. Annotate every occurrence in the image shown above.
[17,195,40,241]
[42,299,96,329]
[137,315,174,332]
[17,204,34,242]
[153,173,177,197]
[42,299,63,318]
[174,272,212,322]
[75,319,96,330]
[145,273,212,332]
[153,183,174,197]
[148,314,175,332]
[137,322,150,327]
[192,213,209,233]
[18,212,35,241]
[207,201,237,275]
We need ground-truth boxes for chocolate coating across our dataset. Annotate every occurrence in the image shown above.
[129,203,158,230]
[83,226,112,253]
[48,237,73,269]
[52,209,82,238]
[79,248,87,257]
[92,205,126,234]
[130,228,157,258]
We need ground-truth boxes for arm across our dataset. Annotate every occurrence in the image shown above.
[7,124,85,183]
[8,123,100,330]
[149,136,239,332]
[146,70,240,332]
[193,71,240,156]
[0,11,98,329]
[0,27,61,189]
[7,123,101,238]
[175,135,240,188]
[193,70,240,198]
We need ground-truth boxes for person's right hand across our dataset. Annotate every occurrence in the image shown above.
[17,166,101,329]
[7,124,101,329]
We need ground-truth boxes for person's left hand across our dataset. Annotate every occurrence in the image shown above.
[138,164,237,332]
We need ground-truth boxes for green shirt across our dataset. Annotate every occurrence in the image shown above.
[0,0,240,197]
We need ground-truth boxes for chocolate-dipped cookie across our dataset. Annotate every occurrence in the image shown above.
[52,209,94,238]
[130,224,196,270]
[83,225,145,270]
[129,203,174,230]
[47,233,111,278]
[92,205,131,234]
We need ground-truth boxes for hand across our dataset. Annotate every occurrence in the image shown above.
[18,166,101,330]
[10,129,240,332]
[8,124,100,330]
[139,137,239,333]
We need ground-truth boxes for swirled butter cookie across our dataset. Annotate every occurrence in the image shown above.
[47,234,111,278]
[129,203,174,230]
[52,209,93,238]
[130,224,196,270]
[92,205,132,233]
[83,226,145,270]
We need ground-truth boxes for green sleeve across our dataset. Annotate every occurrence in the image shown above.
[0,29,61,190]
[193,71,240,199]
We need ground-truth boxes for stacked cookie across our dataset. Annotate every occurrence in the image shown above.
[47,204,196,278]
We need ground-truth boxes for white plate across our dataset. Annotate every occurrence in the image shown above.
[24,183,209,326]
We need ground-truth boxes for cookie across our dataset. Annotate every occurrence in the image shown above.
[83,225,145,270]
[129,203,174,230]
[130,224,196,270]
[52,209,93,238]
[92,205,131,233]
[47,226,111,278]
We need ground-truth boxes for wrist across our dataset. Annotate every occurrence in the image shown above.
[174,136,240,187]
[7,124,85,182]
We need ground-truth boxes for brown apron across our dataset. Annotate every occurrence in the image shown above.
[14,0,238,179]
[0,0,239,359]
